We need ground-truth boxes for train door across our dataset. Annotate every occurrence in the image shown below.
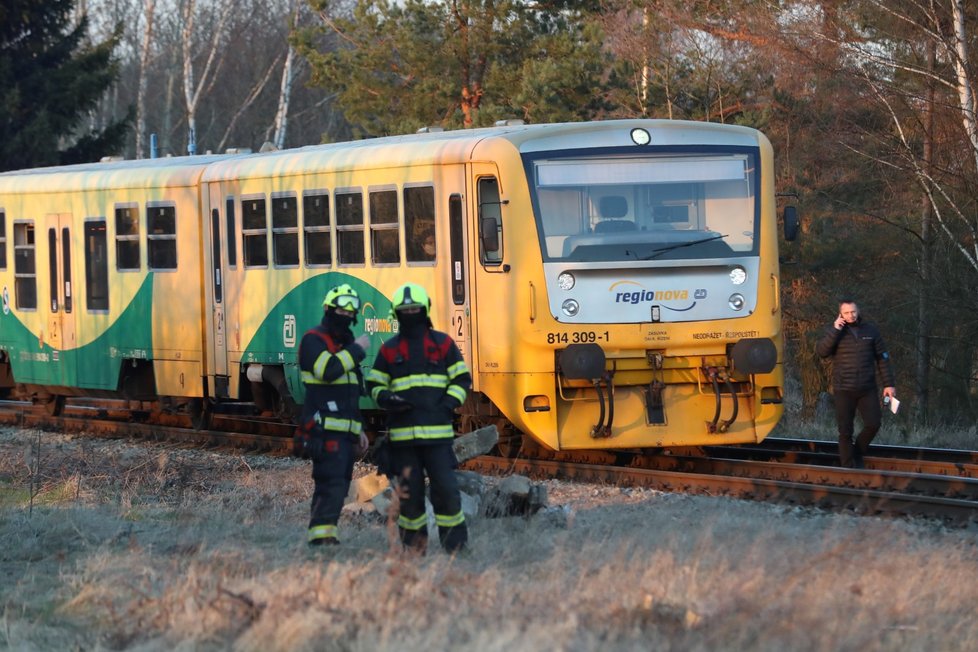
[466,162,506,382]
[206,184,229,397]
[44,214,76,358]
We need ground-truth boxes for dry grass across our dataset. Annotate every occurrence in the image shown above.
[2,426,978,651]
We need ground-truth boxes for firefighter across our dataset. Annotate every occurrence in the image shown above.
[296,283,370,546]
[367,283,471,554]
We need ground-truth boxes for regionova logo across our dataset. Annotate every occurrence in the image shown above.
[608,280,701,312]
[361,301,399,336]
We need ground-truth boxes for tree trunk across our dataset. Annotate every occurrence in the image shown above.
[916,42,935,423]
[273,46,295,149]
[135,0,157,159]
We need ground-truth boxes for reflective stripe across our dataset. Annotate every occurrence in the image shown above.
[318,415,364,435]
[446,385,467,404]
[370,385,388,401]
[447,360,468,379]
[308,524,339,541]
[398,513,428,531]
[301,370,359,385]
[313,348,356,378]
[389,424,455,442]
[435,511,465,528]
[366,368,391,385]
[389,374,450,392]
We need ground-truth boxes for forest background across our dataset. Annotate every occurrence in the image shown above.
[3,0,978,431]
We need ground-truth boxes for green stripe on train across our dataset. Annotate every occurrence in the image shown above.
[0,275,154,390]
[241,272,395,405]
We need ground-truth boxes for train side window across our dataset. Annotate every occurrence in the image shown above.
[478,177,503,265]
[115,204,141,271]
[13,222,36,310]
[0,210,7,269]
[335,190,364,266]
[302,191,331,267]
[242,196,269,268]
[147,204,177,270]
[210,209,222,304]
[61,226,72,313]
[405,186,435,263]
[84,220,109,311]
[225,197,237,268]
[272,193,299,267]
[48,228,59,312]
[449,194,465,305]
[369,188,399,265]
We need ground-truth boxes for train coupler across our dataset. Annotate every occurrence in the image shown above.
[645,380,665,424]
[704,366,739,434]
[589,371,615,438]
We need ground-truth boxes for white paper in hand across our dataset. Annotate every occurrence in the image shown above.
[888,397,900,414]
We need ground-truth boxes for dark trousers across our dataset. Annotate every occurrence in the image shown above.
[309,432,355,540]
[833,388,882,467]
[390,442,467,552]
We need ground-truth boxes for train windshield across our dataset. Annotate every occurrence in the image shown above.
[528,150,759,262]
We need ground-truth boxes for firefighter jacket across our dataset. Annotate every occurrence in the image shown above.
[816,318,895,392]
[298,324,366,436]
[366,328,471,444]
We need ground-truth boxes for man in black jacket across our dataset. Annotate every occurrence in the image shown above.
[816,299,896,468]
[297,283,370,545]
[366,282,472,554]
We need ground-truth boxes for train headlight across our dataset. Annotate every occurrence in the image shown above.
[557,272,576,291]
[728,294,746,311]
[729,266,747,285]
[562,299,580,316]
[630,128,651,146]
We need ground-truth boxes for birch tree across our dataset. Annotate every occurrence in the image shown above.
[135,0,157,158]
[180,0,236,153]
[271,0,302,149]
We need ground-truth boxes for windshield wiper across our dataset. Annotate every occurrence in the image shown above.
[641,234,728,260]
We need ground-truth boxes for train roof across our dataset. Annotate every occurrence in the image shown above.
[200,119,765,182]
[0,120,766,194]
[0,153,241,194]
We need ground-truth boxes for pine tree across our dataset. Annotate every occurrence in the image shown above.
[294,0,616,137]
[0,0,129,172]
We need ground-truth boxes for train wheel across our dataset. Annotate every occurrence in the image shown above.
[43,395,66,417]
[494,420,523,458]
[188,398,212,430]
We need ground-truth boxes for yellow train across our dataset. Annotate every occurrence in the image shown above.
[0,120,796,450]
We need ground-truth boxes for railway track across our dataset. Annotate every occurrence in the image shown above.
[3,399,978,522]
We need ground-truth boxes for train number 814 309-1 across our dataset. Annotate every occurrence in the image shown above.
[546,331,609,344]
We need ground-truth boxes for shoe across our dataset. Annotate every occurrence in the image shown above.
[853,449,865,469]
[308,537,340,547]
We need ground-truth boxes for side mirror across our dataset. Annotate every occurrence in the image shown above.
[480,216,500,252]
[783,205,799,242]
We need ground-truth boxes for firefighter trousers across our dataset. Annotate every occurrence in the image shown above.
[308,431,355,543]
[390,442,467,553]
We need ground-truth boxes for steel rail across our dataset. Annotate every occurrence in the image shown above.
[4,400,978,521]
[463,456,978,522]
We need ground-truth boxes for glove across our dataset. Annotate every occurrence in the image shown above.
[292,431,325,462]
[353,333,370,350]
[371,434,393,476]
[292,432,310,459]
[438,397,459,422]
[378,390,413,413]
